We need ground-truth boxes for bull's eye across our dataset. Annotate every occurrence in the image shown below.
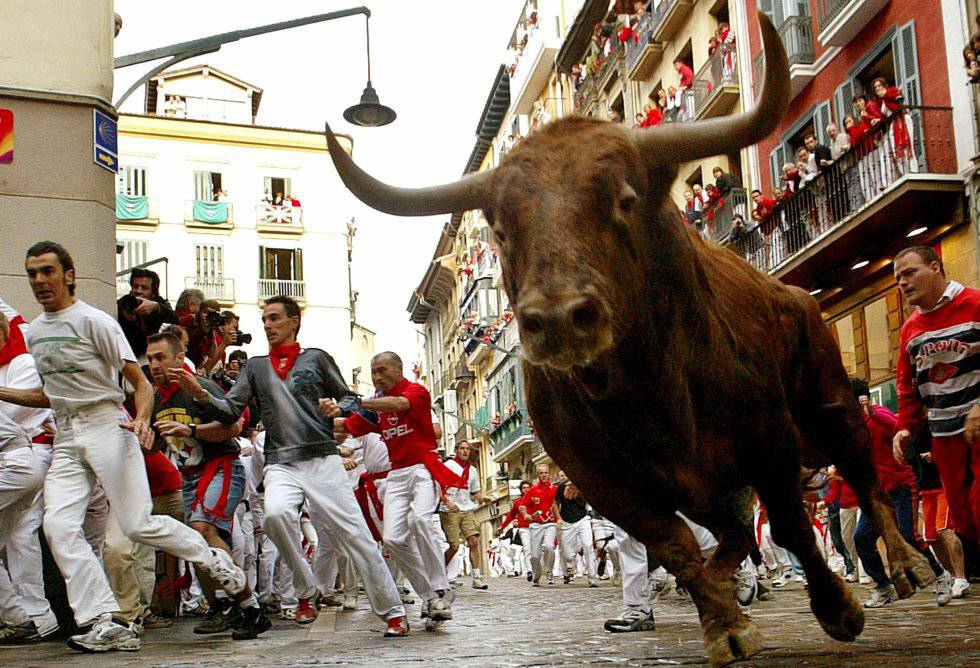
[618,194,636,214]
[494,229,507,244]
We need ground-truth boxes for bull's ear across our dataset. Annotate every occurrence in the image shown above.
[631,12,789,163]
[324,122,493,217]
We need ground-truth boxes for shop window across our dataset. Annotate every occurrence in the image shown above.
[834,315,857,376]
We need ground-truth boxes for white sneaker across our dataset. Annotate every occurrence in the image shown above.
[546,576,555,586]
[859,575,872,585]
[205,548,246,596]
[648,568,671,602]
[735,569,758,606]
[32,610,59,638]
[342,595,357,611]
[935,571,952,607]
[472,576,488,590]
[771,570,793,588]
[428,590,453,621]
[844,571,858,583]
[68,617,140,653]
[864,584,897,608]
[952,578,971,599]
[794,574,805,583]
[603,606,655,633]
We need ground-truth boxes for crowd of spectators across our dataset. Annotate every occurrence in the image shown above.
[681,166,744,239]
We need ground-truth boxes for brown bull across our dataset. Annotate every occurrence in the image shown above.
[324,14,935,666]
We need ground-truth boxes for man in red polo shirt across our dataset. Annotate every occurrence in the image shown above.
[520,464,558,587]
[331,351,465,631]
[495,480,533,581]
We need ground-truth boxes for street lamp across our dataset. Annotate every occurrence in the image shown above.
[113,6,395,126]
[344,14,397,127]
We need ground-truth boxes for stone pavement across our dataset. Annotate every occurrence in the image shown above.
[6,577,979,667]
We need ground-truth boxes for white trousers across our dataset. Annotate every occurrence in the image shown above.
[558,517,597,579]
[517,527,532,574]
[0,446,47,625]
[43,404,214,625]
[613,526,650,608]
[263,455,403,620]
[382,464,448,601]
[314,533,359,597]
[527,522,556,579]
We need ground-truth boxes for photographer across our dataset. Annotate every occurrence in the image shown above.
[117,268,177,359]
[192,305,251,375]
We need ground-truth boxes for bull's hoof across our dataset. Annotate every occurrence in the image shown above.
[889,549,935,599]
[704,620,764,667]
[811,579,864,642]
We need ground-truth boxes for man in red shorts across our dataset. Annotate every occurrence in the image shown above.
[893,246,980,577]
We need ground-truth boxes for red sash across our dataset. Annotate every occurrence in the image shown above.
[0,316,28,368]
[355,471,388,542]
[192,453,238,522]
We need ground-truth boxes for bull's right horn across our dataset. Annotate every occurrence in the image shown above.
[325,122,491,216]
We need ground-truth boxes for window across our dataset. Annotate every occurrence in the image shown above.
[194,170,223,201]
[833,315,858,376]
[195,244,224,279]
[117,166,147,196]
[264,176,292,200]
[117,240,147,273]
[864,297,892,383]
[259,246,304,281]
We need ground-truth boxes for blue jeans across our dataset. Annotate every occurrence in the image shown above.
[826,501,854,573]
[854,485,942,587]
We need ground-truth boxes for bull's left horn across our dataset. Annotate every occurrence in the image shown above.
[631,12,790,163]
[325,122,491,216]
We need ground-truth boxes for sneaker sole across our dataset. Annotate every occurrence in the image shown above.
[604,620,655,633]
[232,618,272,640]
[67,638,141,653]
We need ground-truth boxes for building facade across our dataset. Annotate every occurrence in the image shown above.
[116,65,362,380]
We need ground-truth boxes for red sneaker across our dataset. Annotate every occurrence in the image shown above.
[295,597,319,625]
[383,615,410,637]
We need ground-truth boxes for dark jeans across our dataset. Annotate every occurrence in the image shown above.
[826,502,854,574]
[854,485,943,587]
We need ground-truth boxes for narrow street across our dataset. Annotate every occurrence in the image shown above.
[7,577,978,666]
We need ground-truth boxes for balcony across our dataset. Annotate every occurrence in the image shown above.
[776,16,817,99]
[451,359,476,390]
[185,276,235,304]
[739,107,960,292]
[650,0,694,44]
[115,195,159,225]
[693,46,739,120]
[595,40,625,93]
[489,407,536,462]
[185,199,233,230]
[257,278,305,302]
[626,10,664,81]
[816,0,890,47]
[702,188,749,243]
[256,203,304,234]
[510,24,561,114]
[573,73,596,113]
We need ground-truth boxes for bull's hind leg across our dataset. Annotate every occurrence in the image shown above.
[796,382,934,597]
[754,420,864,643]
[630,511,762,667]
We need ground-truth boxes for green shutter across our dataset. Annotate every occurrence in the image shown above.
[294,248,304,281]
[258,245,266,279]
[815,100,832,145]
[834,80,854,125]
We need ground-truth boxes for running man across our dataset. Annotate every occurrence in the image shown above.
[0,241,245,653]
[440,440,488,590]
[495,481,533,581]
[520,464,558,586]
[553,475,597,587]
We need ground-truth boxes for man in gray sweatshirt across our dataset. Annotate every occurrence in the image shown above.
[169,296,409,637]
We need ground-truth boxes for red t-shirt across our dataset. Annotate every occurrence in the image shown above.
[143,449,182,497]
[864,405,916,493]
[678,64,694,88]
[824,477,858,509]
[345,378,437,470]
[500,497,531,529]
[522,481,558,524]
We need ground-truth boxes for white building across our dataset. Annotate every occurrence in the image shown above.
[116,65,359,378]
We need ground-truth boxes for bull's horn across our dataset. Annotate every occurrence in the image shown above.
[324,122,491,216]
[632,12,790,164]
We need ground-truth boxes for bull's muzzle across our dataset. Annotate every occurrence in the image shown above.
[517,292,613,368]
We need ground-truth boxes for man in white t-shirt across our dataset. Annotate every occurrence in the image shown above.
[0,242,246,653]
[439,441,488,590]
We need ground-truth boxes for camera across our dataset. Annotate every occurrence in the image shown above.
[234,331,253,345]
[204,311,223,328]
[118,293,141,313]
[211,367,236,391]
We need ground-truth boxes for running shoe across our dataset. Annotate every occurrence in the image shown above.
[771,569,793,588]
[295,596,319,624]
[449,578,464,589]
[563,573,572,585]
[428,590,454,622]
[278,607,297,621]
[231,605,271,640]
[952,579,971,599]
[864,584,897,608]
[384,615,410,638]
[735,569,758,606]
[603,606,655,633]
[0,620,41,645]
[321,593,344,608]
[342,595,358,611]
[649,568,671,601]
[844,571,858,583]
[588,578,598,588]
[472,576,489,590]
[547,576,555,586]
[935,571,952,607]
[141,612,172,629]
[205,548,246,596]
[68,617,140,653]
[194,599,240,634]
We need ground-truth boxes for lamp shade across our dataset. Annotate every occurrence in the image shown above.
[344,83,397,127]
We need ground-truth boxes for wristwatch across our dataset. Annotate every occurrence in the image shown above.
[190,423,197,438]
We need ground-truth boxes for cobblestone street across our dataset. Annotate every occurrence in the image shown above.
[6,577,979,667]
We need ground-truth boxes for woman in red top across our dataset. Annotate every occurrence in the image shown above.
[644,102,663,128]
[872,77,917,170]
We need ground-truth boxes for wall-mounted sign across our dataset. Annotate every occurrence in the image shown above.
[0,109,12,164]
[93,109,117,173]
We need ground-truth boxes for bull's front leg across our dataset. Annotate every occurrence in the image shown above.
[632,512,763,667]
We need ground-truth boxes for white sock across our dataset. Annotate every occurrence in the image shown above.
[238,593,258,609]
[473,568,482,578]
[215,590,228,600]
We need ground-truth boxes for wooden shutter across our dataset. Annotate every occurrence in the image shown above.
[769,145,787,191]
[294,248,304,281]
[834,80,854,125]
[258,245,266,280]
[893,21,925,169]
[886,289,903,376]
[852,309,868,381]
[815,100,833,145]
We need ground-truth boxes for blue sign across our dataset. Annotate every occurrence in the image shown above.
[93,109,118,173]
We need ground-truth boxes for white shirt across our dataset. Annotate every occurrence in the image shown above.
[0,410,30,452]
[0,353,52,438]
[27,300,136,412]
[440,457,480,512]
[359,432,390,474]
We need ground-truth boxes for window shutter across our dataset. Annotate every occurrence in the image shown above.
[815,100,832,144]
[264,176,271,196]
[758,0,773,19]
[294,248,304,281]
[769,148,780,192]
[258,245,266,280]
[834,80,854,125]
[893,21,925,169]
[116,168,127,195]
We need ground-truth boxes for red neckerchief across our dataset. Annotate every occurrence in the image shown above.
[157,362,194,403]
[269,343,301,379]
[0,316,28,368]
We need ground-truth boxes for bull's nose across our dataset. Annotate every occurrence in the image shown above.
[517,294,606,348]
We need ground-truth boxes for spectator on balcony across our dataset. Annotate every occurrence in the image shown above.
[673,58,695,91]
[262,189,273,204]
[844,115,871,153]
[716,22,736,79]
[796,146,817,184]
[750,189,777,228]
[214,188,228,202]
[633,1,646,19]
[872,77,918,172]
[618,16,637,43]
[804,133,834,174]
[854,94,883,130]
[643,101,663,127]
[781,162,802,197]
[289,193,302,207]
[827,123,850,160]
[966,46,980,83]
[712,166,739,196]
[682,190,703,231]
[273,192,285,206]
[117,267,178,361]
[665,86,683,121]
[692,184,709,212]
[633,112,646,128]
